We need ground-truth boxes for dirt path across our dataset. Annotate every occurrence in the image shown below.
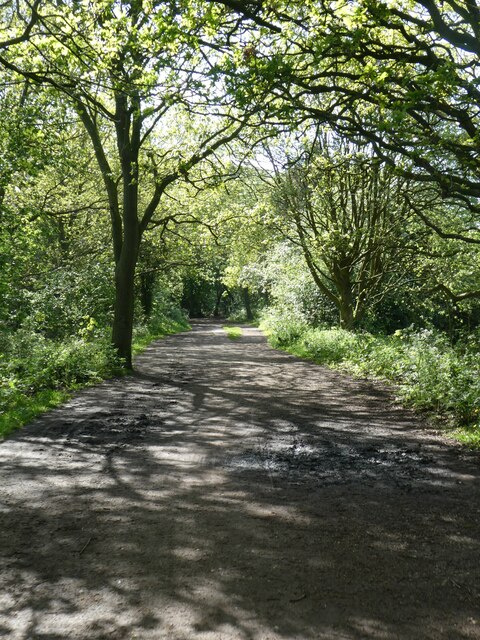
[0,321,479,640]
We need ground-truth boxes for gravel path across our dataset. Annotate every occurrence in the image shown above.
[0,321,479,639]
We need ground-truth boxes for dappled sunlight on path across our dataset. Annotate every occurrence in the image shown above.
[0,320,479,639]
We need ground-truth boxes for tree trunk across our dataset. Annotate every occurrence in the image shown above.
[339,303,355,330]
[337,282,355,330]
[112,248,138,369]
[242,287,253,321]
[139,271,155,318]
[334,263,356,331]
[213,283,224,317]
[112,113,141,368]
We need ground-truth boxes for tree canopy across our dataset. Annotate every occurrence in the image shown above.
[0,0,479,369]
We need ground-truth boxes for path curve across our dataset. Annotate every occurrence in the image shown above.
[0,321,479,639]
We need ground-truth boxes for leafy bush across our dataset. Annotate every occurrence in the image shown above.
[260,306,309,347]
[262,311,480,444]
[301,327,360,364]
[11,263,115,339]
[0,292,190,438]
[1,329,120,399]
[0,329,121,438]
[133,302,190,353]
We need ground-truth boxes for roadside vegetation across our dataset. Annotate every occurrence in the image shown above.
[223,326,243,340]
[0,1,479,446]
[261,310,480,447]
[0,302,189,439]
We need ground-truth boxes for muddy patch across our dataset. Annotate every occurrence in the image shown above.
[61,412,153,453]
[226,439,439,489]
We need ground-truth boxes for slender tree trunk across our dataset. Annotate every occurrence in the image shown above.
[111,214,139,368]
[242,287,253,320]
[111,217,140,366]
[213,283,224,317]
[139,271,155,317]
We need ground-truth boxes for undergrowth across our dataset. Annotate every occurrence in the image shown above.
[133,310,190,354]
[0,308,190,439]
[223,325,243,340]
[261,309,480,447]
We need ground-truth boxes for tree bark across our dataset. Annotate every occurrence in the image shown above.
[139,271,155,318]
[339,302,355,330]
[213,282,225,317]
[242,287,254,320]
[112,253,137,369]
[337,276,356,330]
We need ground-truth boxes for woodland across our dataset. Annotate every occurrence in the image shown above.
[0,0,479,445]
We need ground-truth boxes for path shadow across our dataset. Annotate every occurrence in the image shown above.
[0,322,479,639]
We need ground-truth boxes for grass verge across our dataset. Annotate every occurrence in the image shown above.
[0,315,191,440]
[260,314,480,448]
[133,316,190,354]
[0,389,71,439]
[223,326,243,340]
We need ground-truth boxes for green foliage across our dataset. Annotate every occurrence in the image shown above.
[133,305,190,354]
[268,133,416,329]
[262,310,480,446]
[226,308,258,324]
[0,389,71,440]
[0,290,189,438]
[223,326,242,340]
[251,233,480,337]
[0,330,120,438]
[252,242,338,326]
[181,277,224,318]
[0,329,120,396]
[19,264,115,339]
[298,328,360,364]
[260,306,309,347]
[451,426,480,449]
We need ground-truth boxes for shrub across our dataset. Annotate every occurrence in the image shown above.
[301,327,360,364]
[262,315,480,443]
[133,304,189,353]
[0,329,120,399]
[260,307,309,347]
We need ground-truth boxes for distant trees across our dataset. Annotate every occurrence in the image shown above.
[0,0,479,361]
[265,134,417,328]
[0,0,270,366]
